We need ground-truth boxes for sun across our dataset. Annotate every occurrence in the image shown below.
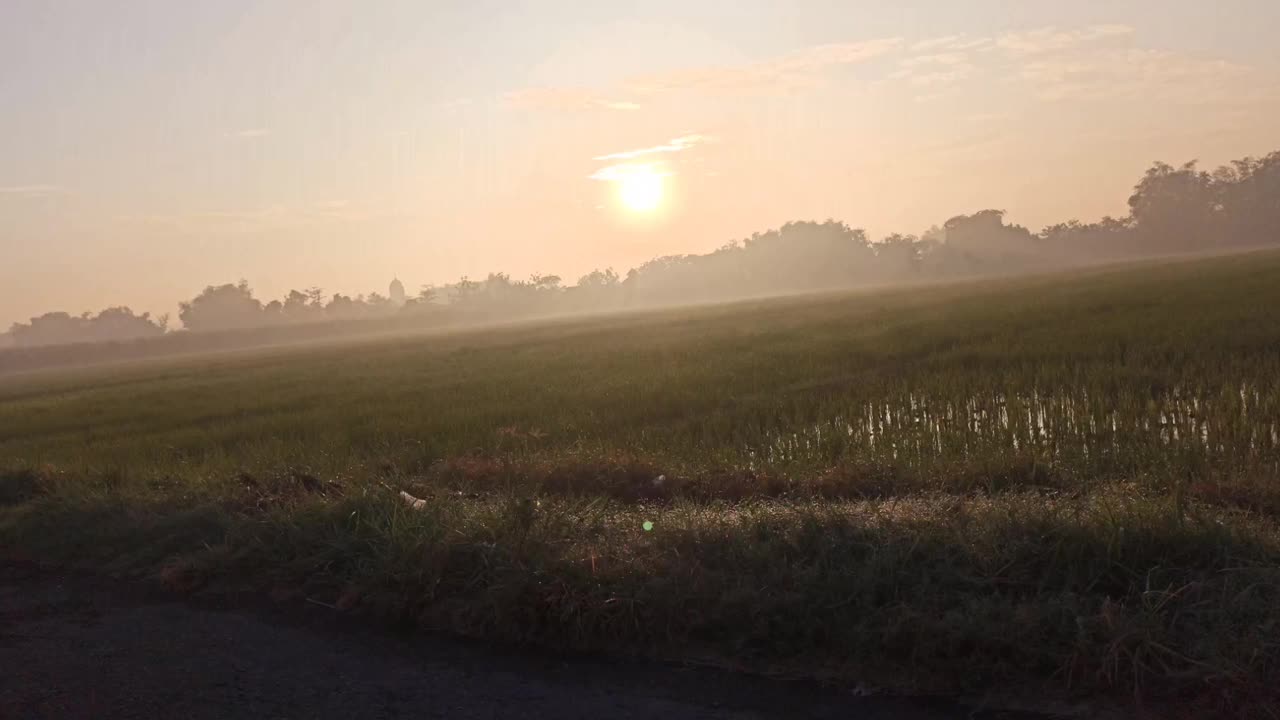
[617,166,665,213]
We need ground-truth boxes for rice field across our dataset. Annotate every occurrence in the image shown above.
[3,251,1280,716]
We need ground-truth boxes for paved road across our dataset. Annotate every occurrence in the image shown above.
[0,563,1050,720]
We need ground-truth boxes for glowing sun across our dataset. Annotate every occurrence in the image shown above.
[616,166,665,213]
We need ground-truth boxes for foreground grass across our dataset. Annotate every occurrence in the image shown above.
[4,251,1280,716]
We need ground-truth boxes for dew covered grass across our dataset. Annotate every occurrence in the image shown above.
[4,251,1280,715]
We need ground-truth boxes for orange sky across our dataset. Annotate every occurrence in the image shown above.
[3,1,1279,326]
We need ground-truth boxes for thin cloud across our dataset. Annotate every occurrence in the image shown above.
[117,201,369,234]
[0,184,64,198]
[912,35,962,52]
[996,24,1133,57]
[908,68,974,87]
[911,35,994,53]
[1019,48,1253,102]
[590,135,708,184]
[626,37,902,94]
[504,87,641,112]
[509,36,901,111]
[954,38,997,51]
[901,52,969,68]
[890,52,976,88]
[228,128,271,139]
[432,97,473,110]
[897,23,1260,107]
[588,162,673,182]
[593,135,706,162]
[914,89,962,103]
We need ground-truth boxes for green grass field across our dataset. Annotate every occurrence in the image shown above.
[4,251,1280,715]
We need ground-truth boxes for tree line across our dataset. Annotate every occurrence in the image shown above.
[4,150,1279,349]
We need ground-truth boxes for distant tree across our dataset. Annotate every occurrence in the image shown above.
[262,300,284,324]
[281,289,311,319]
[178,281,264,332]
[939,210,1040,270]
[11,146,1280,350]
[565,268,623,311]
[1214,152,1280,246]
[739,220,874,292]
[453,276,481,304]
[1039,216,1133,260]
[1127,161,1216,251]
[9,307,165,347]
[87,306,166,343]
[529,274,562,290]
[576,268,620,289]
[876,233,923,276]
[325,293,360,318]
[8,312,85,347]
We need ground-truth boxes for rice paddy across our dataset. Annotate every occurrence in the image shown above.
[3,250,1280,716]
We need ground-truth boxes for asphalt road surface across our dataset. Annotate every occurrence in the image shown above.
[0,562,1055,720]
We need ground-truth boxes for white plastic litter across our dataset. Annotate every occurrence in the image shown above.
[399,491,427,510]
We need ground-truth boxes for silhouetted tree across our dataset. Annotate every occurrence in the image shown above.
[324,294,360,319]
[577,268,620,289]
[1127,161,1216,251]
[530,274,562,290]
[876,233,923,276]
[11,148,1280,350]
[178,281,264,332]
[1039,216,1133,260]
[943,210,1031,253]
[1215,152,1280,247]
[8,307,165,347]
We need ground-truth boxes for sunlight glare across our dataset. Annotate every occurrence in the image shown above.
[617,166,665,213]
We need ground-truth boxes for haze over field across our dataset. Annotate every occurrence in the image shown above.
[3,0,1280,331]
[8,5,1280,716]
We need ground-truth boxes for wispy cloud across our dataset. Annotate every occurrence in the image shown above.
[0,184,64,198]
[1018,48,1253,102]
[227,128,271,140]
[626,37,902,94]
[589,134,709,183]
[512,23,1266,115]
[431,97,473,110]
[504,87,641,112]
[908,69,974,87]
[509,37,901,111]
[900,52,970,68]
[911,35,962,52]
[890,51,977,89]
[896,23,1267,107]
[593,135,706,162]
[911,35,994,53]
[890,49,977,94]
[996,24,1133,57]
[588,162,673,182]
[117,201,369,233]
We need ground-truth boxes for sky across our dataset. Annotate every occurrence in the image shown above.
[2,0,1279,326]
